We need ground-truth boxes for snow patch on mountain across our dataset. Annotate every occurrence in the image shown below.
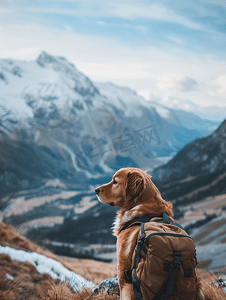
[147,101,170,119]
[95,82,153,118]
[0,51,100,124]
[96,83,219,133]
[0,245,95,291]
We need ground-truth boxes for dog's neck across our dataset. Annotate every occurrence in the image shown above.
[112,204,151,236]
[112,198,173,237]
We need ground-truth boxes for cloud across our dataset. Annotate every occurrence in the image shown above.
[96,21,147,33]
[0,7,225,108]
[208,75,226,96]
[7,1,204,31]
[167,35,185,45]
[0,8,10,13]
[157,73,199,92]
[77,62,151,80]
[96,21,106,26]
[64,25,73,32]
[0,21,152,81]
[199,0,226,8]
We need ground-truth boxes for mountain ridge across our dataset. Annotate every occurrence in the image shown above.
[152,119,226,205]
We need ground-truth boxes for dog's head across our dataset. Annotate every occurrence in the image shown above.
[95,167,173,216]
[95,168,150,208]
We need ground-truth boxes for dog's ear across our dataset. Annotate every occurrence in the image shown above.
[126,171,145,201]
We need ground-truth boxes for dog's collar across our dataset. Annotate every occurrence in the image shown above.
[119,216,153,232]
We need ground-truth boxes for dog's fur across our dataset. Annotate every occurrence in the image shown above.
[96,167,222,300]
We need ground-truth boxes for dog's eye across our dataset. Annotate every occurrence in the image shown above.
[113,179,118,185]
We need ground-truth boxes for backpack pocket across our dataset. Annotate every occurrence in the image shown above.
[137,254,168,299]
[182,258,196,278]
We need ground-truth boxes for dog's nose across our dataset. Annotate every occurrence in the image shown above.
[95,188,100,195]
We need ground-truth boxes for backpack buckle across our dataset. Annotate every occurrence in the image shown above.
[138,233,145,243]
[173,250,181,269]
[137,223,146,248]
[163,260,171,272]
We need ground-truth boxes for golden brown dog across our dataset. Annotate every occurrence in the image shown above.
[95,167,224,300]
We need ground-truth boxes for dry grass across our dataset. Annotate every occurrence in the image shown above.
[0,252,119,300]
[0,220,117,285]
[0,253,52,300]
[40,282,119,300]
[0,221,38,252]
[0,220,119,299]
[198,271,226,300]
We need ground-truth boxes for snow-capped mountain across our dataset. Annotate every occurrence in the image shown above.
[95,82,152,118]
[96,83,218,134]
[0,51,218,137]
[0,51,219,197]
[0,51,98,122]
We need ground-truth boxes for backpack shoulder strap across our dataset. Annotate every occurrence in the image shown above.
[162,212,170,224]
[121,212,171,233]
[119,216,152,232]
[171,220,186,230]
[132,222,146,300]
[162,212,188,233]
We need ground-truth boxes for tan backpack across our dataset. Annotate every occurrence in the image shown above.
[122,213,198,300]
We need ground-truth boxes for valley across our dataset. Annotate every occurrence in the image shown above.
[0,52,225,278]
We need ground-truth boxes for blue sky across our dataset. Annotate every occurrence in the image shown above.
[1,0,226,108]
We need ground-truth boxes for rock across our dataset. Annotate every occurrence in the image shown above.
[93,276,119,295]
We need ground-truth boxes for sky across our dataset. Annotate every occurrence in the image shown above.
[0,0,226,108]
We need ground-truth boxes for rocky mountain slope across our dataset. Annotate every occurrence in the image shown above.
[96,83,217,135]
[177,193,226,274]
[153,119,226,205]
[0,132,71,202]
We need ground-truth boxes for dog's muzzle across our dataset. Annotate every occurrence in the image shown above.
[109,202,114,206]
